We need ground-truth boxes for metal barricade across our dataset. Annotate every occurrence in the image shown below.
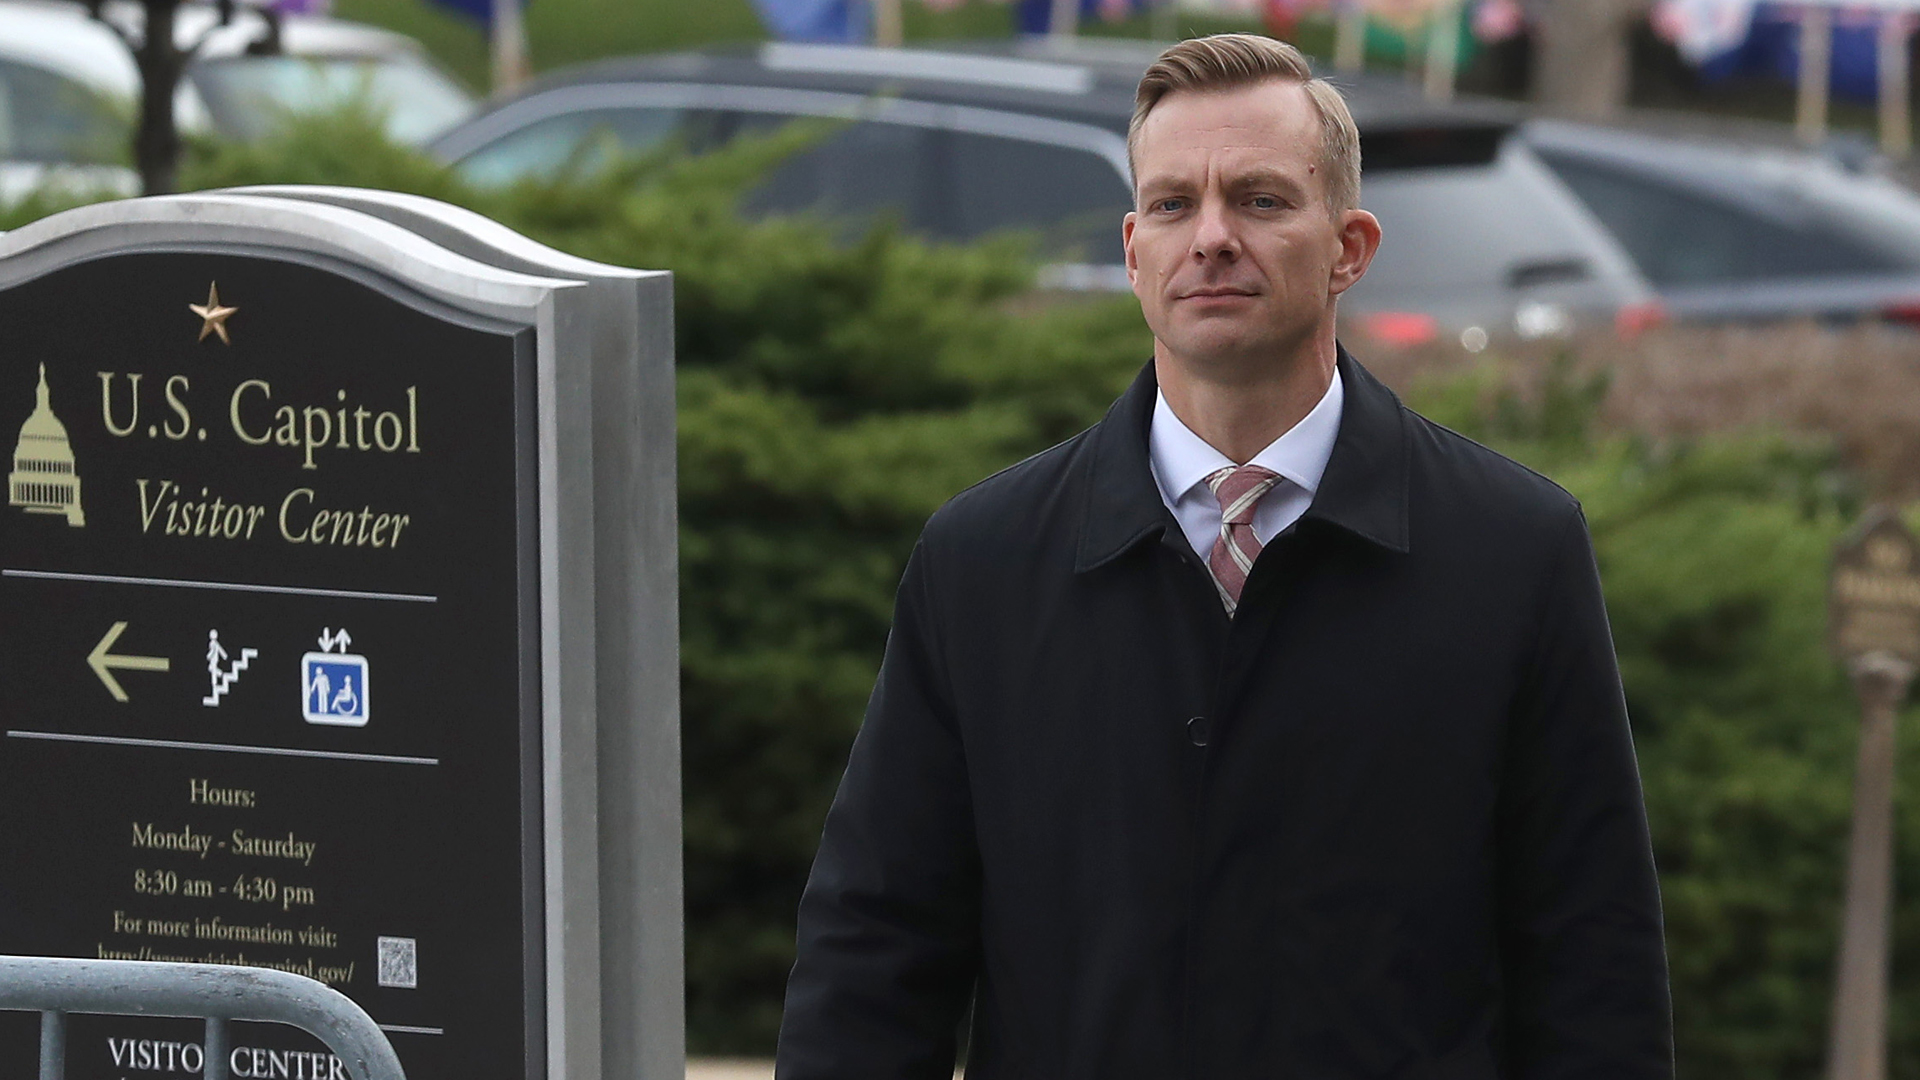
[0,956,406,1080]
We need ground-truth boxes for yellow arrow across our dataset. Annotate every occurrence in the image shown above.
[88,621,170,702]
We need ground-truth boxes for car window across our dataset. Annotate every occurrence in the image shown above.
[735,114,1129,262]
[453,106,701,186]
[736,114,934,234]
[1533,150,1909,286]
[1351,145,1631,311]
[453,106,924,218]
[452,101,1131,264]
[0,58,125,165]
[943,130,1129,263]
[189,54,473,144]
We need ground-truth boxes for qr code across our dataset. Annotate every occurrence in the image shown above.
[377,936,417,989]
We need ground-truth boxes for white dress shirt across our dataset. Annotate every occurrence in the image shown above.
[1148,369,1345,563]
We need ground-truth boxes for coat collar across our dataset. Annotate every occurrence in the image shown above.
[1074,345,1411,573]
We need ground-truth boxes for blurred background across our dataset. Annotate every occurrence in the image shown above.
[10,0,1920,1075]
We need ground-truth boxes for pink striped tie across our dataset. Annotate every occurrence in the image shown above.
[1205,464,1282,615]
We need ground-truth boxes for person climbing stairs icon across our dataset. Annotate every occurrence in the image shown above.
[202,630,258,707]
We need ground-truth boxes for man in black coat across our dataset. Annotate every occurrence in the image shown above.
[776,33,1672,1080]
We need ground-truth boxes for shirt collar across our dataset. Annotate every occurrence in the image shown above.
[1149,367,1344,508]
[1076,346,1409,574]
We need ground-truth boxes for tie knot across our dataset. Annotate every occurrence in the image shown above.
[1206,464,1282,527]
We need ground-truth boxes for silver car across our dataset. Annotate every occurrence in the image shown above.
[1525,118,1920,324]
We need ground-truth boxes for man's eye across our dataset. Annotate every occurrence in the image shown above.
[1250,195,1282,210]
[1155,198,1186,213]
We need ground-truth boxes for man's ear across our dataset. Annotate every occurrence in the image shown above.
[1327,209,1382,298]
[1123,210,1139,289]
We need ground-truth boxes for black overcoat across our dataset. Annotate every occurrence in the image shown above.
[777,351,1672,1080]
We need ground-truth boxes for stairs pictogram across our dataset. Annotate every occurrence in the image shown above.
[202,630,259,706]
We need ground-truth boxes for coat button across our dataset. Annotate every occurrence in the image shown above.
[1187,716,1211,747]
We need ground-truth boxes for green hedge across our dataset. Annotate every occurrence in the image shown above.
[11,112,1920,1075]
[1414,365,1887,1079]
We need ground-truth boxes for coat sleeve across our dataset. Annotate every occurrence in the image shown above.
[776,539,982,1080]
[1498,506,1674,1080]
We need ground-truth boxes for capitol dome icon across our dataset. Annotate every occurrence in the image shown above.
[9,364,84,527]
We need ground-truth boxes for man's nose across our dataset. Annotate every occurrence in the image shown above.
[1189,199,1239,261]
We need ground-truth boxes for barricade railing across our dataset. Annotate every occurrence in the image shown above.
[0,956,406,1080]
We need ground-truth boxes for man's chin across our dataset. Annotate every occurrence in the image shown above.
[1161,327,1279,367]
[1153,319,1327,375]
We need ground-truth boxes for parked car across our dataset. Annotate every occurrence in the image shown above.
[1523,118,1920,324]
[0,0,475,198]
[429,41,1658,342]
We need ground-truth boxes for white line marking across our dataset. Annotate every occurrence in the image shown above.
[2,569,436,604]
[6,730,437,766]
[378,1025,444,1035]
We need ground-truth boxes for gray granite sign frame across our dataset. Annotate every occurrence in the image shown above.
[0,191,678,1080]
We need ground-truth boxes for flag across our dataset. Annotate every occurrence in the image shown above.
[751,0,872,42]
[1263,0,1331,36]
[1649,0,1756,64]
[1685,1,1916,104]
[1367,0,1443,34]
[1471,0,1524,42]
[1329,0,1478,64]
[421,0,491,21]
[1015,0,1149,32]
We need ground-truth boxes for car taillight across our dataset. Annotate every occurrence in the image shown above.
[1360,311,1440,347]
[1882,300,1920,328]
[1614,300,1669,339]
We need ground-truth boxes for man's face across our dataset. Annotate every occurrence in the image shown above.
[1124,80,1377,375]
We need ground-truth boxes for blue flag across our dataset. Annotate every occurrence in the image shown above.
[422,0,493,22]
[1017,0,1146,34]
[1697,2,1912,104]
[751,0,872,42]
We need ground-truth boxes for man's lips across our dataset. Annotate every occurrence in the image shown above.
[1178,287,1258,299]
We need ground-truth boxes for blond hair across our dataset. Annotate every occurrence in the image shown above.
[1128,33,1362,213]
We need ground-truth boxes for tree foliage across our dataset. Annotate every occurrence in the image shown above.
[1413,361,1920,1080]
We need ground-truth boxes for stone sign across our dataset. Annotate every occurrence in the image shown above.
[0,193,680,1080]
[1830,507,1920,666]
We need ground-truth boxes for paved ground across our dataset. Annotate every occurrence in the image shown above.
[687,1060,961,1078]
[687,1062,774,1080]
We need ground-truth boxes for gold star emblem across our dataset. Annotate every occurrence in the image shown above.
[188,282,238,345]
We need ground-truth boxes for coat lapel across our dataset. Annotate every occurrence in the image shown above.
[1075,361,1171,574]
[1301,348,1412,554]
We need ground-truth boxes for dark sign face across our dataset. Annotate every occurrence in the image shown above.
[0,251,542,1078]
[1830,510,1920,666]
